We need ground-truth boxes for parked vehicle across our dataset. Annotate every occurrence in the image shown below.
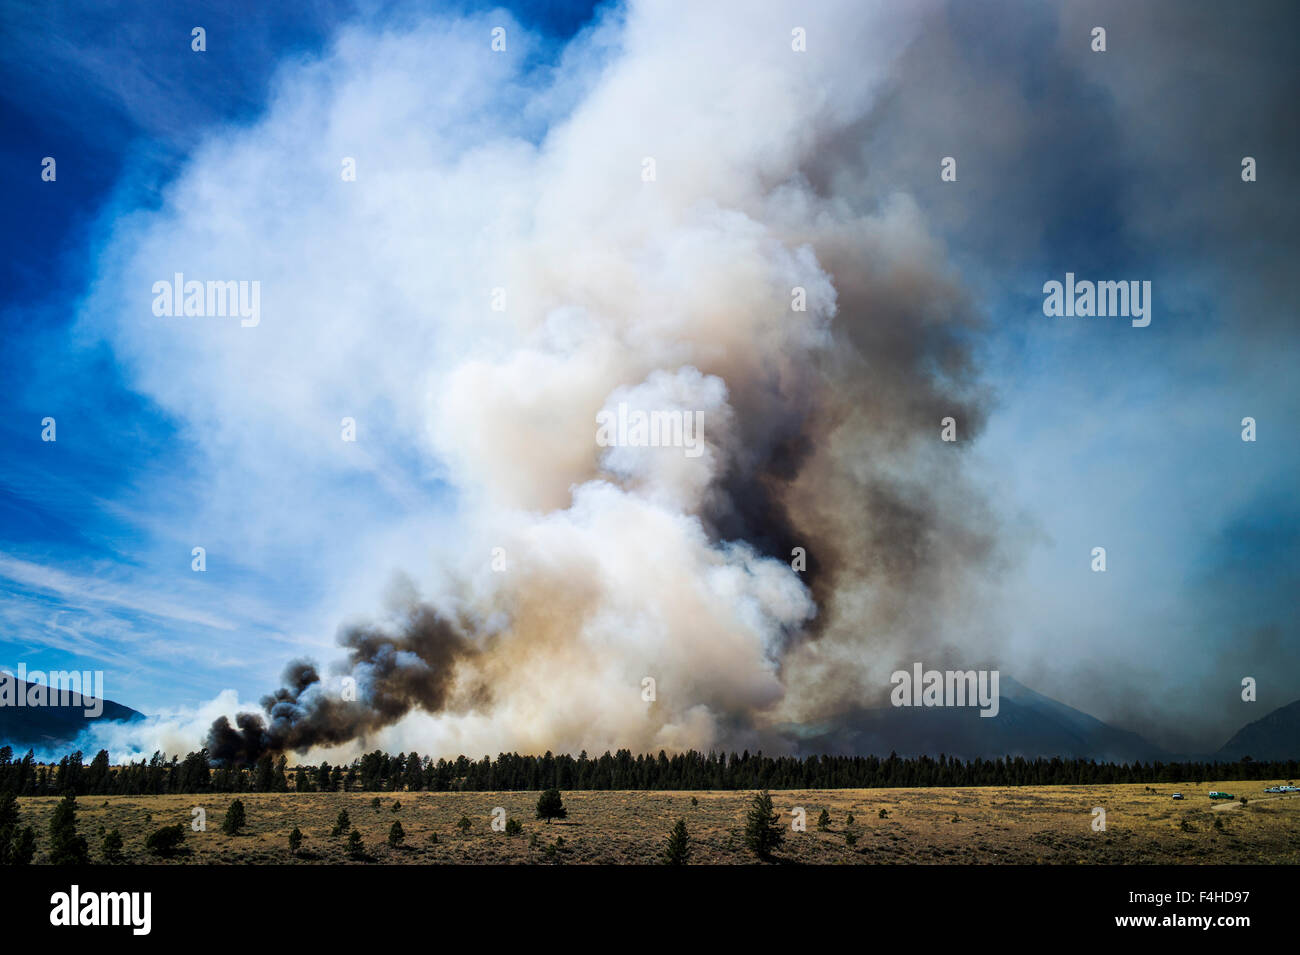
[1208,791,1234,799]
[1171,792,1184,799]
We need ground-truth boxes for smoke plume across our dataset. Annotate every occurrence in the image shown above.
[112,0,1003,763]
[208,607,477,763]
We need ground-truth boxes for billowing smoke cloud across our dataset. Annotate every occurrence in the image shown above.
[207,606,476,763]
[83,0,1011,761]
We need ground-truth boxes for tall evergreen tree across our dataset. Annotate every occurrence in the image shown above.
[101,829,125,864]
[743,790,783,860]
[662,818,691,865]
[47,793,89,865]
[0,791,36,865]
[331,809,351,836]
[221,799,247,835]
[254,754,274,792]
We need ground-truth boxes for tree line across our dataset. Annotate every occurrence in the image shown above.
[1,744,1294,796]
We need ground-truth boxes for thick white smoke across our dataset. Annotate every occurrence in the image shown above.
[79,0,1007,762]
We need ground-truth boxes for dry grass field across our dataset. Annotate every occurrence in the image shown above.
[16,778,1300,864]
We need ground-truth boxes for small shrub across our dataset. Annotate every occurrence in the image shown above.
[288,827,303,854]
[505,818,523,836]
[536,788,567,823]
[145,824,186,856]
[331,809,350,837]
[388,820,405,847]
[391,800,401,812]
[690,796,698,807]
[371,797,381,810]
[845,831,858,847]
[457,815,472,833]
[845,812,855,825]
[878,808,889,819]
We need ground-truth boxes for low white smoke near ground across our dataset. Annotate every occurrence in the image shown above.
[81,0,1009,763]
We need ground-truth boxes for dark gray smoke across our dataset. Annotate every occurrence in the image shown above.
[207,607,475,764]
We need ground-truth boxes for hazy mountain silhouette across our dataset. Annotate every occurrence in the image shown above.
[785,676,1169,762]
[0,679,144,750]
[1216,698,1300,761]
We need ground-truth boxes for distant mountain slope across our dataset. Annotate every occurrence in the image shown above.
[0,679,144,751]
[784,676,1168,763]
[1216,699,1300,761]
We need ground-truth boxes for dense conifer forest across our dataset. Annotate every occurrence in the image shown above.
[2,745,1293,796]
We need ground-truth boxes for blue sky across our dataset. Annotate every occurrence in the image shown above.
[1,0,1296,756]
[0,0,603,712]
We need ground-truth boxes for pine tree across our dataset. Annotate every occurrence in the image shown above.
[817,809,831,831]
[457,815,472,832]
[388,820,405,847]
[346,828,365,860]
[662,818,691,865]
[331,809,350,837]
[743,790,783,859]
[536,788,567,823]
[48,793,89,865]
[254,754,274,792]
[10,826,36,865]
[0,792,36,865]
[101,828,125,864]
[221,799,247,835]
[288,827,303,854]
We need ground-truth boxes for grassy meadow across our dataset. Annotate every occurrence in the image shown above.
[15,778,1299,865]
